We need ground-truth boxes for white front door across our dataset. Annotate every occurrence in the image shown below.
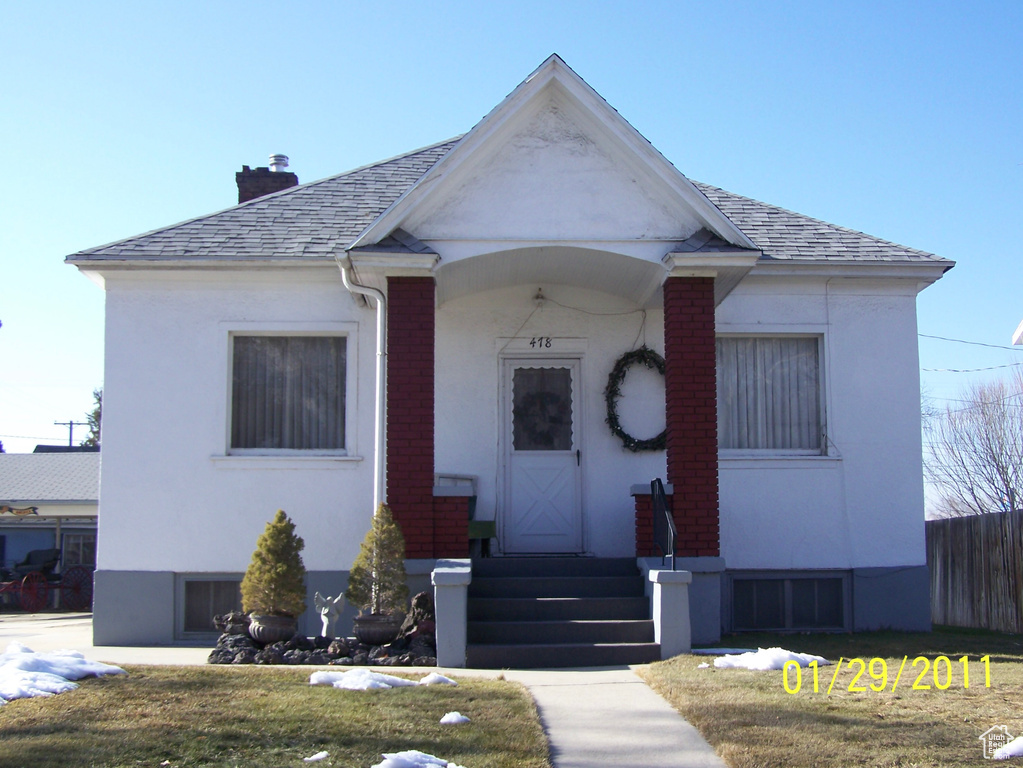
[502,359,583,554]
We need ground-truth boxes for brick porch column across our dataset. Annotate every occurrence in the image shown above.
[386,276,436,557]
[663,276,719,557]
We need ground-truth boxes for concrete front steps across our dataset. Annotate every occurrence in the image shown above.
[466,557,659,668]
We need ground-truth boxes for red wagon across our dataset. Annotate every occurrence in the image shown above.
[0,548,93,612]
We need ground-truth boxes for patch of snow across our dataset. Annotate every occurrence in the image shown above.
[691,648,756,655]
[303,750,329,762]
[309,669,419,690]
[994,735,1023,760]
[309,669,460,691]
[697,662,710,669]
[419,673,457,686]
[0,643,126,705]
[371,750,466,768]
[712,647,830,671]
[440,711,470,724]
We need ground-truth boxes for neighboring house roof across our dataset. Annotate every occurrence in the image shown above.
[0,453,100,504]
[67,139,950,269]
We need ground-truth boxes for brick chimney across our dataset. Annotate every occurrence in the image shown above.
[236,154,298,203]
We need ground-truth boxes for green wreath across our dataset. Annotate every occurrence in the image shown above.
[604,346,667,452]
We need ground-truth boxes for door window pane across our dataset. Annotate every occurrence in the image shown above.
[512,367,573,451]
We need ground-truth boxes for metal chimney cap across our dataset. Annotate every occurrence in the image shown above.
[269,154,289,172]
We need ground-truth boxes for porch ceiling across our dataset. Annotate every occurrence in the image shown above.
[435,246,666,306]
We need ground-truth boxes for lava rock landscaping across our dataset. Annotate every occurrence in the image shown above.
[207,591,438,667]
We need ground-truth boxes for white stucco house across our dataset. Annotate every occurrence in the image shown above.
[68,56,951,655]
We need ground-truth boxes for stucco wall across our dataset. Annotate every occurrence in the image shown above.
[97,267,927,575]
[717,275,927,570]
[437,275,927,567]
[97,267,378,574]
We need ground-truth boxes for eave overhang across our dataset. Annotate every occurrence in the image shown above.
[663,250,763,305]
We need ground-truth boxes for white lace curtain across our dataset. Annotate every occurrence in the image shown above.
[716,336,821,451]
[231,336,346,450]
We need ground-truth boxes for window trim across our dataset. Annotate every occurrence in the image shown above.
[220,322,359,458]
[716,332,828,457]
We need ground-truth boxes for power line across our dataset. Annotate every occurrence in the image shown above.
[923,362,1023,373]
[919,333,1023,352]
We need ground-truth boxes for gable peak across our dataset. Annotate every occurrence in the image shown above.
[350,57,757,252]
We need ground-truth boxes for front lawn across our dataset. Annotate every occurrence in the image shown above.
[0,665,551,768]
[640,627,1023,767]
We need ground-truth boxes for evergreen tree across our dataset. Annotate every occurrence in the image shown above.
[240,510,307,617]
[81,388,102,448]
[346,504,409,615]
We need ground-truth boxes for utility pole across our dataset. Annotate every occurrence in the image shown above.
[54,420,88,447]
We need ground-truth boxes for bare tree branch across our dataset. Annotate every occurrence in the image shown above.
[925,372,1023,517]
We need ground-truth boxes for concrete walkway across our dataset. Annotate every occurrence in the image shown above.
[505,668,727,768]
[0,613,726,768]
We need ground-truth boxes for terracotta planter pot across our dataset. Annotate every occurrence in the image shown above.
[248,614,298,644]
[352,614,403,646]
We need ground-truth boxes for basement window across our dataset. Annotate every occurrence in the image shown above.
[732,575,846,631]
[180,577,242,635]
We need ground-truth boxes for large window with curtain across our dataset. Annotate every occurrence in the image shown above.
[230,335,346,452]
[716,336,823,453]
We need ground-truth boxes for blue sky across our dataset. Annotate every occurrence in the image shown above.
[1,0,1021,453]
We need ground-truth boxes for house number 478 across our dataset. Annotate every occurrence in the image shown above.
[529,337,553,348]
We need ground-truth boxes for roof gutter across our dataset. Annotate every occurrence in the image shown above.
[334,253,387,510]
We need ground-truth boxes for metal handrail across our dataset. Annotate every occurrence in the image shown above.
[650,478,677,571]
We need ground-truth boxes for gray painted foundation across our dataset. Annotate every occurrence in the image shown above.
[406,558,438,600]
[852,565,931,632]
[92,561,931,648]
[718,564,932,635]
[639,556,724,645]
[93,569,359,646]
[93,570,176,646]
[91,564,430,647]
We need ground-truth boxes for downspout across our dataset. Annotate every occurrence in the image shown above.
[335,254,387,510]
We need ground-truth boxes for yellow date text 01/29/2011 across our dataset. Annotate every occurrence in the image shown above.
[782,655,993,694]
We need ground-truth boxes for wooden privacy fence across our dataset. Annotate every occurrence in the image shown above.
[926,511,1023,634]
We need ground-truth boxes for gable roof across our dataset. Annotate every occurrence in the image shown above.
[67,51,950,273]
[0,453,100,504]
[67,144,948,267]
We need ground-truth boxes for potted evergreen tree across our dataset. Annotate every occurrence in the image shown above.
[241,510,307,644]
[345,504,409,645]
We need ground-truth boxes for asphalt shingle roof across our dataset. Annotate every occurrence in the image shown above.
[71,140,458,262]
[68,138,947,267]
[694,182,944,263]
[0,453,100,503]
